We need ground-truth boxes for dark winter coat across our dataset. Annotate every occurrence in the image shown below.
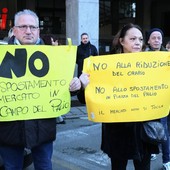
[76,41,98,77]
[101,122,159,160]
[0,36,56,149]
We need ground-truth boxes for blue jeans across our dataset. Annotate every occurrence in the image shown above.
[161,117,170,163]
[0,142,53,170]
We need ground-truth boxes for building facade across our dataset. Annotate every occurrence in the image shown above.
[0,0,170,54]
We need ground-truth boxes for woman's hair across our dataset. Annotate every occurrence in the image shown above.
[111,23,144,54]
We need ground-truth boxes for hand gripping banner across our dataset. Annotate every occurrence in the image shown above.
[83,51,170,122]
[0,42,77,121]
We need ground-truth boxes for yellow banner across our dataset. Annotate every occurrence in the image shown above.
[0,45,77,121]
[83,51,170,122]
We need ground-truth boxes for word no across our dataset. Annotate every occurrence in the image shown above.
[0,49,49,78]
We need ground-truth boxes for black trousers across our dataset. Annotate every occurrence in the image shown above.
[111,153,151,170]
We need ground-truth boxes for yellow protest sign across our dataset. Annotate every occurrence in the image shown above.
[0,44,77,121]
[83,51,170,122]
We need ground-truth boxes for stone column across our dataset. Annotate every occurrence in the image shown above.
[66,0,99,49]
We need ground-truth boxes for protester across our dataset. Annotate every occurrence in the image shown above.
[166,41,170,51]
[1,25,33,170]
[0,9,81,170]
[76,32,98,77]
[146,28,166,51]
[146,28,170,170]
[78,23,160,170]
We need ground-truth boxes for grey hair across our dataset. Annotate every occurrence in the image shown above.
[14,9,39,26]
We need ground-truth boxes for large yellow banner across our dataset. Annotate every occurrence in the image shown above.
[83,51,170,122]
[0,44,77,121]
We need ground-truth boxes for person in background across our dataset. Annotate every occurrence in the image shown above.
[0,9,81,170]
[42,34,59,46]
[146,28,170,170]
[166,41,170,51]
[78,23,160,170]
[76,32,98,77]
[146,28,166,51]
[3,28,14,42]
[8,28,14,38]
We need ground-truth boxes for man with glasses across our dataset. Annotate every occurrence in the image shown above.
[0,9,81,170]
[8,10,41,45]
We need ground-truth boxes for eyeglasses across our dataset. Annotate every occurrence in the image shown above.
[15,25,39,31]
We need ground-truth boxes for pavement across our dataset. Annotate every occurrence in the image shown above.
[62,96,164,170]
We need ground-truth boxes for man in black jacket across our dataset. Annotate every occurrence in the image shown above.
[0,9,81,170]
[76,33,98,77]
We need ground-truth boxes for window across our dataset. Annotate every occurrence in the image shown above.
[119,0,136,19]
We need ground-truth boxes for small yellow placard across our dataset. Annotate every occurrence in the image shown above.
[83,51,170,122]
[0,45,77,121]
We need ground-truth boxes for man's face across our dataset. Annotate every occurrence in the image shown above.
[147,31,162,51]
[13,14,40,45]
[81,35,89,44]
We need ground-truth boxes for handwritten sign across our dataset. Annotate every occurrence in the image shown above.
[0,45,77,121]
[83,51,170,122]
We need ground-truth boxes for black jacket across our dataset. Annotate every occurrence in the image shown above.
[76,41,98,77]
[0,36,56,149]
